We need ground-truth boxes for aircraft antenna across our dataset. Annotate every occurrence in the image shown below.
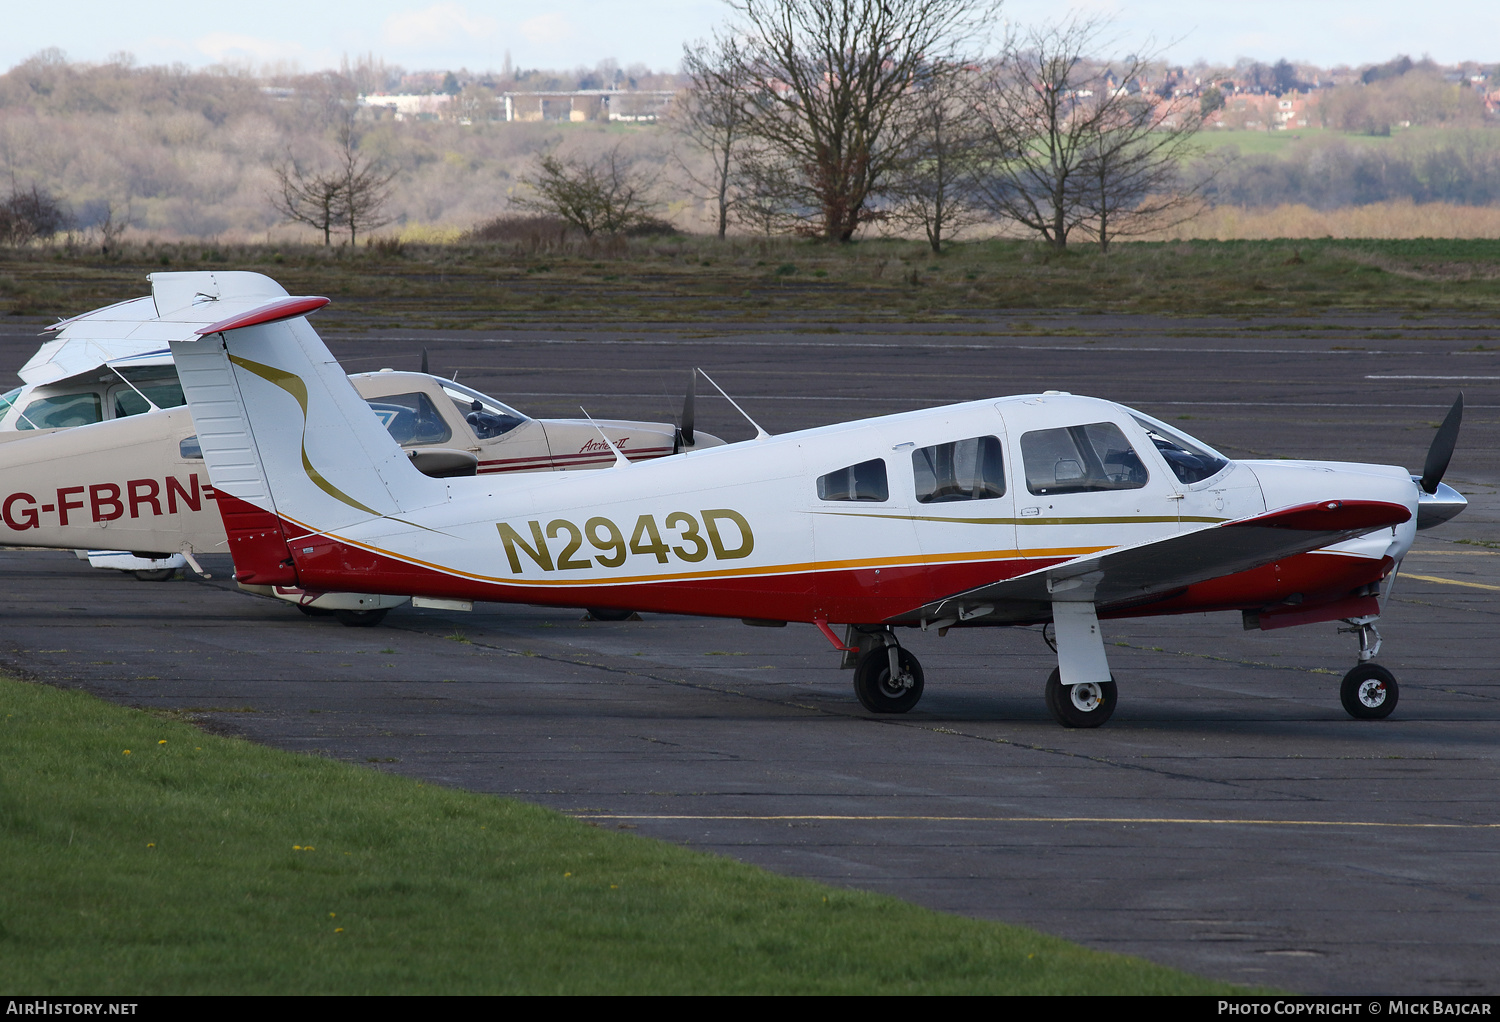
[697,368,769,440]
[580,406,631,468]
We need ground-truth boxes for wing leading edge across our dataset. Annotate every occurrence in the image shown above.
[900,499,1411,627]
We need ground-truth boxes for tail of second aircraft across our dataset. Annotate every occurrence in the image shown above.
[166,295,448,584]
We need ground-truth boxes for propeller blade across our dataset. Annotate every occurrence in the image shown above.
[1420,392,1463,494]
[680,369,696,447]
[421,347,430,375]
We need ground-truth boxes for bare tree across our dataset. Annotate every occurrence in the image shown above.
[0,185,70,245]
[676,36,755,239]
[882,69,990,253]
[729,149,805,236]
[96,198,133,253]
[271,125,396,245]
[514,147,658,237]
[270,158,344,245]
[334,126,397,245]
[972,17,1204,250]
[1075,93,1206,252]
[726,0,997,242]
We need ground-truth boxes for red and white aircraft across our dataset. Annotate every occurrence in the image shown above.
[165,289,1466,727]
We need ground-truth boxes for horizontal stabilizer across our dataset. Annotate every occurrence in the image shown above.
[197,297,330,336]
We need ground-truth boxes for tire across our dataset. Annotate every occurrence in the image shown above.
[133,568,176,582]
[1044,668,1117,728]
[586,607,635,621]
[336,608,389,627]
[853,647,924,714]
[1340,663,1398,720]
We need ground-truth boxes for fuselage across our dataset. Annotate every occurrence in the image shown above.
[234,391,1421,628]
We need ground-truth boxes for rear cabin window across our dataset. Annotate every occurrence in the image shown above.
[0,387,21,420]
[913,436,1006,503]
[1021,422,1149,495]
[817,459,889,501]
[17,392,102,430]
[114,381,186,419]
[366,392,454,446]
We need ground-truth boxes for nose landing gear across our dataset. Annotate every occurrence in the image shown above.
[1338,616,1397,719]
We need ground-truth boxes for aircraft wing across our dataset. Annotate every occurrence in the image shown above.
[899,499,1412,626]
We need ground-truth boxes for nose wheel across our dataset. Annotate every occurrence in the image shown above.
[1340,663,1398,720]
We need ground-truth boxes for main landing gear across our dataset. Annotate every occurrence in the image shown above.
[1044,668,1117,729]
[1337,616,1398,719]
[843,628,925,713]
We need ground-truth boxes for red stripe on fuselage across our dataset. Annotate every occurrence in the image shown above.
[217,494,1393,626]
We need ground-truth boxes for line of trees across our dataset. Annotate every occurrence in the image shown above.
[516,5,1207,252]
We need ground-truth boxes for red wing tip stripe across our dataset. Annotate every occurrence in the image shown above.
[197,296,330,335]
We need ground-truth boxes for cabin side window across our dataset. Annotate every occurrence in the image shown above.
[441,383,527,440]
[366,392,454,446]
[817,459,889,501]
[1021,422,1149,495]
[1130,414,1229,485]
[912,436,1006,503]
[114,381,186,419]
[16,392,102,431]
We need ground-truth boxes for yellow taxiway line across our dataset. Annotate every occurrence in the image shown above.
[1403,573,1500,592]
[572,814,1497,829]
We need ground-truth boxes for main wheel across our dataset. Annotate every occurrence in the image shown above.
[133,568,176,582]
[336,608,389,627]
[1044,668,1117,728]
[1341,663,1398,720]
[586,607,635,621]
[853,647,924,714]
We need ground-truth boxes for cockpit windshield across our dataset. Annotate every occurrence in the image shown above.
[441,381,530,440]
[1129,410,1229,485]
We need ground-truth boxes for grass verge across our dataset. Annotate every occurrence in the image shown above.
[0,676,1243,994]
[2,236,1499,326]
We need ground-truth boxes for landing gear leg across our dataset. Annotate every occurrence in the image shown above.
[1338,616,1397,719]
[1044,600,1117,728]
[853,630,924,714]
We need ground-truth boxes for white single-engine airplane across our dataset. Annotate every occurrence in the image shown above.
[0,271,721,621]
[161,285,1466,727]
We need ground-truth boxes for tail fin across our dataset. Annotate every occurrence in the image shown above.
[168,303,448,582]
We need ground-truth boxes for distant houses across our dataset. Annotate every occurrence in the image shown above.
[358,89,675,124]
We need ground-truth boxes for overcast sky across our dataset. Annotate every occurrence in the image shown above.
[6,1,1497,77]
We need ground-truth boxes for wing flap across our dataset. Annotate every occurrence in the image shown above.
[902,499,1411,625]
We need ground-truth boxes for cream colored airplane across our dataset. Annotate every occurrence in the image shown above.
[0,271,721,623]
[154,275,1466,726]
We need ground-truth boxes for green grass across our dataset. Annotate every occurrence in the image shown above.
[3,234,1498,327]
[1200,127,1402,156]
[0,676,1242,994]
